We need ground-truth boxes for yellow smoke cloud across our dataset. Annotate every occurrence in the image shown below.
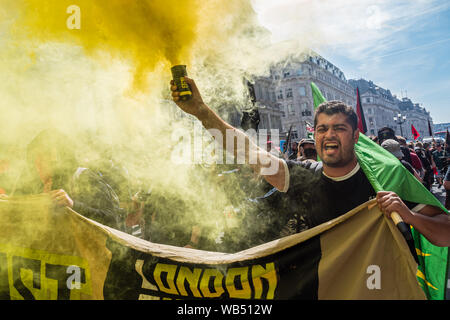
[13,0,199,90]
[0,0,280,251]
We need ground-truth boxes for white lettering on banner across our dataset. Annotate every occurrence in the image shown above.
[66,265,81,289]
[366,265,381,290]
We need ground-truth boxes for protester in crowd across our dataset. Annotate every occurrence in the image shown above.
[397,136,423,179]
[297,138,317,162]
[170,77,450,247]
[432,143,445,188]
[288,141,298,160]
[424,142,437,170]
[394,136,412,165]
[143,189,202,248]
[381,139,422,182]
[430,142,437,153]
[415,142,434,190]
[370,135,379,144]
[13,129,125,230]
[377,127,397,145]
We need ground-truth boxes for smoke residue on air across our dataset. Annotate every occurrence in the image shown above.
[0,0,314,252]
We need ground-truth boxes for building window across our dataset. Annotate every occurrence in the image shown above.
[286,88,293,98]
[277,90,283,100]
[300,102,311,116]
[291,130,298,140]
[271,91,276,102]
[299,86,306,96]
[272,116,282,130]
[287,104,295,115]
[283,71,291,78]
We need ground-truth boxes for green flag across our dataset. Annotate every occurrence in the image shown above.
[311,82,326,109]
[310,81,449,300]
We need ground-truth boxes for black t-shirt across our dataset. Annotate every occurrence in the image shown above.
[281,160,420,229]
[400,146,412,165]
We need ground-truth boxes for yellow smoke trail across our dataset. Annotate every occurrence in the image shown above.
[0,0,290,251]
[13,0,199,91]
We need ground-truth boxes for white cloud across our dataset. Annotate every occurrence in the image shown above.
[251,0,449,59]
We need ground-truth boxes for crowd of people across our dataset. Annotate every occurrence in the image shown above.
[282,125,450,210]
[170,76,450,249]
[1,77,450,256]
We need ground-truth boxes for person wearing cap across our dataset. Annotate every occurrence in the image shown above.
[377,127,397,145]
[297,138,317,162]
[395,136,413,166]
[381,139,422,182]
[170,77,450,247]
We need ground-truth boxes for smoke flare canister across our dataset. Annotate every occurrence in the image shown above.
[171,65,192,101]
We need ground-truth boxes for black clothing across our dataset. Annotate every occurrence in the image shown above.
[415,148,433,190]
[71,168,124,231]
[401,160,416,176]
[282,160,419,229]
[400,146,412,165]
[288,150,298,160]
[432,150,445,170]
[15,166,124,231]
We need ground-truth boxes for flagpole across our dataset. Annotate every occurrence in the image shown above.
[391,211,419,263]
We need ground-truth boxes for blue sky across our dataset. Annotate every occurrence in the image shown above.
[251,0,450,123]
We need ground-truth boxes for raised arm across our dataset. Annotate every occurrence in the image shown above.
[170,77,286,191]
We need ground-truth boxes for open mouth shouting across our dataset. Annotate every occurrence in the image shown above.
[323,141,340,156]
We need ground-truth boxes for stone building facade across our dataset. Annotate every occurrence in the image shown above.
[252,52,356,142]
[348,79,433,140]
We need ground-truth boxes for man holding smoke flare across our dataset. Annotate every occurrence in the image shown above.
[170,76,450,247]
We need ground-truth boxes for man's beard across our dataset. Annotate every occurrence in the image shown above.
[321,148,356,168]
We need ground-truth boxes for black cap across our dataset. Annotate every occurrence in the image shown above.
[377,127,397,144]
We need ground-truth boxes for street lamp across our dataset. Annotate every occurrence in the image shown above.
[393,113,406,137]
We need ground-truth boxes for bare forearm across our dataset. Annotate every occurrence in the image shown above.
[409,211,450,247]
[198,104,284,188]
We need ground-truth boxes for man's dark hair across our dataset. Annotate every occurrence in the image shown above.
[396,136,407,145]
[313,101,358,131]
[377,127,397,144]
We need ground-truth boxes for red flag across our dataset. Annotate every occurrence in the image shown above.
[433,166,438,176]
[411,124,420,140]
[356,87,367,134]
